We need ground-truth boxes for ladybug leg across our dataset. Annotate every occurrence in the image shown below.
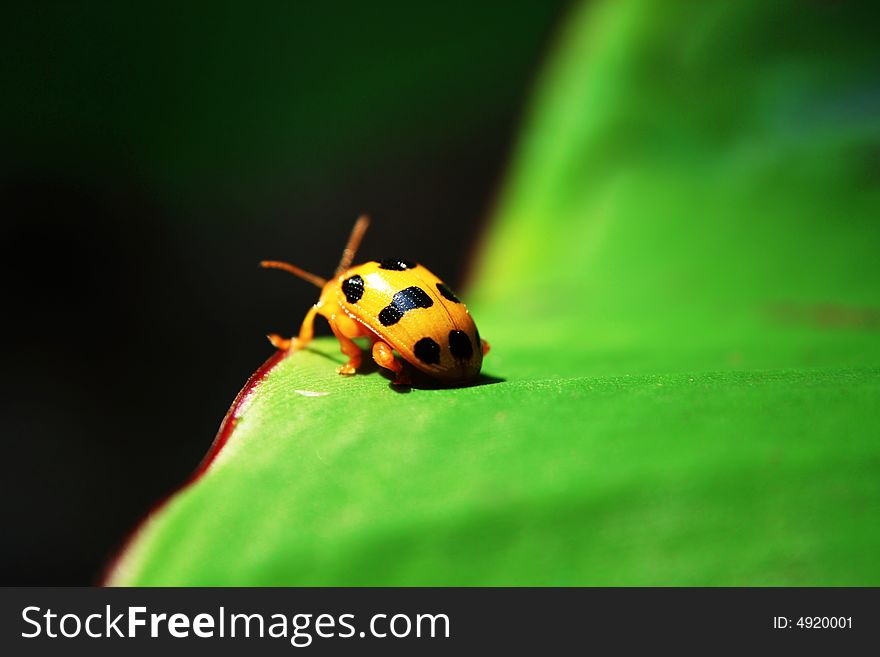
[328,312,364,375]
[481,338,490,356]
[268,305,318,351]
[372,341,411,386]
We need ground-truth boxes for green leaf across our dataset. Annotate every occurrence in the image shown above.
[108,0,880,585]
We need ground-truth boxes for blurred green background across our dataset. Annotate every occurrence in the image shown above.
[1,1,565,584]
[104,0,880,585]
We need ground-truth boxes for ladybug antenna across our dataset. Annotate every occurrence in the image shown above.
[260,260,327,288]
[335,214,370,276]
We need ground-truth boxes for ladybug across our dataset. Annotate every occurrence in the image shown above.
[261,215,489,386]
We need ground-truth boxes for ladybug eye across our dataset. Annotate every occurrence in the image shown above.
[377,258,416,271]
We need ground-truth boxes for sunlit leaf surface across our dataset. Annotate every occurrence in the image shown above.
[109,0,880,585]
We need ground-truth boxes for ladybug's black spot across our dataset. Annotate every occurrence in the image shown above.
[341,275,364,303]
[378,286,433,326]
[377,258,416,271]
[436,282,460,303]
[378,305,403,326]
[414,337,441,365]
[449,330,473,359]
[395,286,433,310]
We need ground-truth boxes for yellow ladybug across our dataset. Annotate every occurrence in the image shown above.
[261,216,489,385]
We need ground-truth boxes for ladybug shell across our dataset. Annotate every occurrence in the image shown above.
[336,260,482,381]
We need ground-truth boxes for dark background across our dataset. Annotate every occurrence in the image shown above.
[1,2,566,584]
